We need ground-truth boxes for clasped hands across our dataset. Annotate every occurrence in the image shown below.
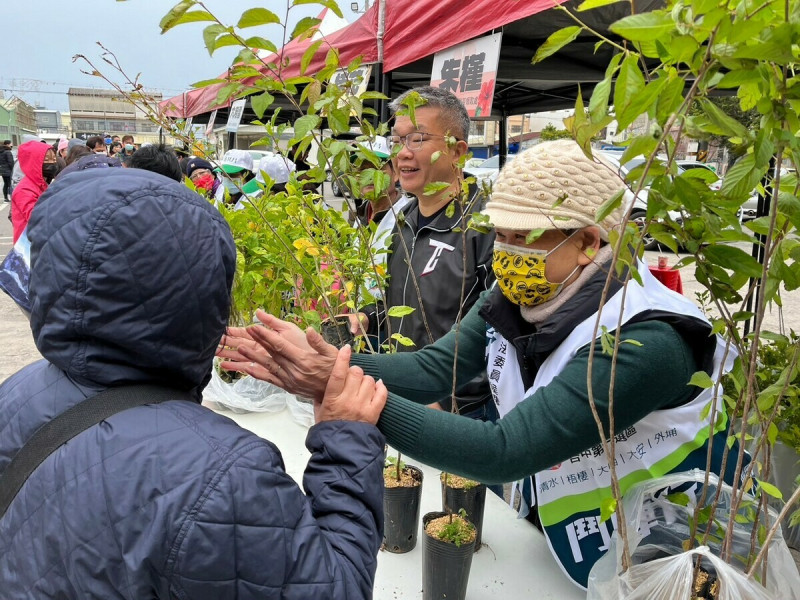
[216,310,386,425]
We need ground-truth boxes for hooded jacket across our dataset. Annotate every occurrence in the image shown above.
[10,141,50,243]
[0,145,14,176]
[0,169,384,599]
[57,152,121,179]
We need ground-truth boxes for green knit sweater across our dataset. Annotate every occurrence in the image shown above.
[351,294,701,485]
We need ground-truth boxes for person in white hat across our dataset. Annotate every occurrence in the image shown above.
[214,149,255,206]
[215,138,741,590]
[243,152,296,197]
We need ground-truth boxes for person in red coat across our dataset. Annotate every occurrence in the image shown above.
[11,141,58,243]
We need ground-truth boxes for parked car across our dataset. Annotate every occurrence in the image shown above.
[676,160,717,174]
[464,154,514,185]
[464,157,487,170]
[598,151,685,251]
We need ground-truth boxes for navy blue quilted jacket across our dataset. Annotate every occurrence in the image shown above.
[0,169,385,599]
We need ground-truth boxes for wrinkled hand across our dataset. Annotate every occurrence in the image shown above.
[216,326,274,382]
[318,345,386,425]
[237,310,338,402]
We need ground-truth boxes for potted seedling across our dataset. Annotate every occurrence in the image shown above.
[440,472,487,550]
[382,453,423,553]
[422,508,477,600]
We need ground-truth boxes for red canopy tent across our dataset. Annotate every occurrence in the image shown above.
[161,0,570,119]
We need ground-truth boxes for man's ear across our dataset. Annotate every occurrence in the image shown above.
[453,139,469,160]
[577,226,602,265]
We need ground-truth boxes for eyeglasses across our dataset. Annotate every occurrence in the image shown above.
[190,168,212,181]
[388,132,454,151]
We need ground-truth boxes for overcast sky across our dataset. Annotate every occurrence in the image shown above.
[2,0,363,112]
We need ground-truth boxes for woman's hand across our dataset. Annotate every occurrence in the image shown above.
[236,310,339,402]
[317,345,386,424]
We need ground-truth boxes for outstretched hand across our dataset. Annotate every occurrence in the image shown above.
[216,326,273,382]
[228,310,338,402]
[318,345,386,425]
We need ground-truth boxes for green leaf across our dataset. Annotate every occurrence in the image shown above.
[620,135,658,167]
[161,9,215,34]
[390,333,416,347]
[699,98,751,140]
[589,77,612,121]
[610,11,676,41]
[525,228,547,244]
[703,245,763,278]
[202,23,226,55]
[596,189,625,223]
[238,7,281,28]
[759,480,783,500]
[159,0,196,33]
[191,78,226,89]
[666,492,690,506]
[214,34,242,53]
[423,181,452,196]
[655,75,685,126]
[717,69,762,90]
[430,150,442,164]
[293,114,321,140]
[533,26,582,64]
[613,54,646,130]
[301,39,324,74]
[359,91,389,100]
[387,305,415,317]
[600,497,617,523]
[689,371,714,389]
[244,36,278,54]
[618,76,667,131]
[577,0,626,10]
[251,92,275,119]
[720,154,764,201]
[291,16,322,41]
[293,0,344,18]
[327,107,350,134]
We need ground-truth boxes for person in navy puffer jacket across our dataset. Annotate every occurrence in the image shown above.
[0,168,387,599]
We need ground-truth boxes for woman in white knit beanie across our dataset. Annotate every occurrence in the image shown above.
[219,139,738,591]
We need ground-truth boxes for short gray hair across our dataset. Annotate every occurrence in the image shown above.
[389,86,470,141]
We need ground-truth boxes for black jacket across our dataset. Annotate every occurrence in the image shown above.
[368,184,496,413]
[0,147,14,176]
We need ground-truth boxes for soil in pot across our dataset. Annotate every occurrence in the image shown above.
[383,463,423,553]
[320,317,355,348]
[441,472,487,551]
[692,565,719,599]
[422,511,477,600]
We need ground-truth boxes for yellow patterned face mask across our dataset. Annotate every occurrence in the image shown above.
[492,240,577,306]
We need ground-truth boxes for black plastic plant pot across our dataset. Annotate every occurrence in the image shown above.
[319,317,354,348]
[383,466,423,553]
[422,511,476,600]
[442,480,487,550]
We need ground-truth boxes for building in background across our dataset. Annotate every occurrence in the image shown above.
[35,108,71,144]
[0,96,37,144]
[67,88,171,145]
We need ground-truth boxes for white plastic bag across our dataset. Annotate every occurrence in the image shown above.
[204,365,294,414]
[587,469,800,600]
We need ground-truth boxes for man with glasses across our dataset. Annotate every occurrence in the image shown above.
[354,86,496,419]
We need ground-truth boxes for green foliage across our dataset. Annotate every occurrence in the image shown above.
[385,453,406,481]
[539,123,574,141]
[436,509,476,547]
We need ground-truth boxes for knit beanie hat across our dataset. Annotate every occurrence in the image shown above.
[483,140,626,241]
